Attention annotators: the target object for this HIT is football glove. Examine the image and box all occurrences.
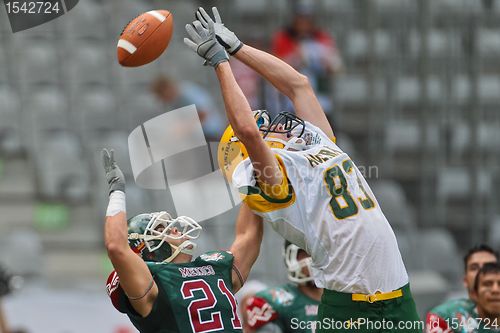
[102,148,125,194]
[195,7,243,55]
[184,20,229,68]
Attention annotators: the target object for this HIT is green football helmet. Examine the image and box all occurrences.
[127,211,202,263]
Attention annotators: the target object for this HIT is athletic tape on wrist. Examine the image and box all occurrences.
[106,191,126,216]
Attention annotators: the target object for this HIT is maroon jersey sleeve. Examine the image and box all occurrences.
[106,270,126,313]
[246,295,279,329]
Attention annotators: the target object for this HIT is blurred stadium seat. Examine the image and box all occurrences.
[452,75,470,104]
[488,216,500,251]
[234,0,268,15]
[122,90,164,129]
[371,180,416,230]
[344,30,391,60]
[385,120,439,152]
[0,87,22,155]
[22,87,68,150]
[394,76,419,105]
[374,0,416,12]
[62,0,108,40]
[73,88,119,136]
[36,132,90,201]
[479,76,500,104]
[478,28,500,58]
[477,123,500,152]
[334,75,368,104]
[416,228,462,284]
[409,29,452,58]
[435,0,484,15]
[437,167,492,200]
[64,40,111,86]
[0,48,7,85]
[319,0,355,13]
[14,39,60,86]
[0,228,43,277]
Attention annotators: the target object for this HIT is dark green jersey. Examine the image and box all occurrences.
[246,283,320,333]
[107,251,242,333]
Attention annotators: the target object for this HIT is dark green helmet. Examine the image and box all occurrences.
[127,213,173,262]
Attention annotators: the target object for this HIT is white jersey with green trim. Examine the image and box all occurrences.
[232,122,408,294]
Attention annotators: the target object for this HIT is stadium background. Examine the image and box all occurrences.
[1,0,500,331]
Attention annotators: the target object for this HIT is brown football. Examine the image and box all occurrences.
[117,10,173,67]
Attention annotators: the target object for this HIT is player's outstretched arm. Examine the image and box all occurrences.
[235,45,334,138]
[102,149,158,317]
[229,203,264,292]
[195,7,334,139]
[184,21,283,187]
[215,62,283,186]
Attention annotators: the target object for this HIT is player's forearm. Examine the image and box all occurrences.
[231,205,264,284]
[234,45,308,99]
[215,62,258,141]
[215,62,283,186]
[104,211,129,257]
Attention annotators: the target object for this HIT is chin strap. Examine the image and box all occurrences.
[163,240,197,263]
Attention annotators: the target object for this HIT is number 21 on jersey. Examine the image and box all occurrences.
[324,159,375,219]
[181,279,242,333]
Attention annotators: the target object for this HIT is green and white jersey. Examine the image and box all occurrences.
[246,284,320,333]
[232,121,408,294]
[426,298,500,333]
[106,251,242,333]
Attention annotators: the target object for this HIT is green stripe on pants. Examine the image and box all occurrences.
[316,284,422,333]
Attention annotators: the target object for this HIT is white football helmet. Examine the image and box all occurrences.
[283,240,314,284]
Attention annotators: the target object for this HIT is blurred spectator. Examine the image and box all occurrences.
[151,75,225,141]
[426,245,498,332]
[471,263,500,331]
[270,0,343,117]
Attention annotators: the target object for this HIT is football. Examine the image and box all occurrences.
[117,10,173,67]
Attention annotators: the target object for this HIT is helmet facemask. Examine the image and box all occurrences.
[284,242,314,284]
[128,211,202,263]
[258,112,309,151]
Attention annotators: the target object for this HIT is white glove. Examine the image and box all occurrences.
[184,20,229,68]
[195,7,243,55]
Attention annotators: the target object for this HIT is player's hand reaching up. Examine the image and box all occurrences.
[102,148,125,194]
[184,20,229,68]
[195,7,243,55]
